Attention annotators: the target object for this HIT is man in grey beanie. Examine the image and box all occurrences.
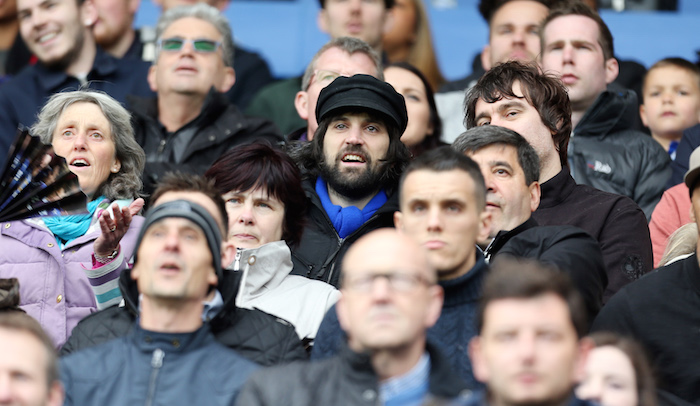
[59,175,259,406]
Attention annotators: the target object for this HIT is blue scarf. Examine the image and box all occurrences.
[43,196,106,246]
[316,177,387,238]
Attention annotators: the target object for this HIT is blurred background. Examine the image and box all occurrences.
[134,0,700,81]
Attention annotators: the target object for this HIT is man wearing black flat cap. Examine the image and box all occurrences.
[289,74,411,288]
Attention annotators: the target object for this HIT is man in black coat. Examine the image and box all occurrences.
[465,61,652,303]
[453,125,605,322]
[592,146,700,404]
[288,74,411,287]
[127,3,282,195]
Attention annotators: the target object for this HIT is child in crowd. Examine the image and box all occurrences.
[640,57,700,159]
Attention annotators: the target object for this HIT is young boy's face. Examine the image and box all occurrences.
[641,65,700,139]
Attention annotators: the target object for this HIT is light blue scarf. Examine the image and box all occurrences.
[43,196,106,246]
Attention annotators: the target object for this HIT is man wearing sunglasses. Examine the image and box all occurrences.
[126,3,282,195]
[238,228,472,405]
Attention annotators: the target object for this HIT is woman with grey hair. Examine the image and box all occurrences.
[0,89,146,348]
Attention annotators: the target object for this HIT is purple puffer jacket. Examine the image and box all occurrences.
[0,199,144,348]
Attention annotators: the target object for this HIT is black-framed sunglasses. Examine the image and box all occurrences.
[157,38,222,53]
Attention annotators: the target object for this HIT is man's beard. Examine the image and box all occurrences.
[319,146,384,201]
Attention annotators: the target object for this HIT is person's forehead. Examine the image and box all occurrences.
[476,83,534,112]
[483,294,573,330]
[490,0,548,28]
[316,48,377,74]
[402,169,477,202]
[344,232,427,275]
[19,0,75,12]
[153,191,223,230]
[543,14,601,46]
[470,144,521,167]
[161,17,221,38]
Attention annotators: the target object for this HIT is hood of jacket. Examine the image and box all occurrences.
[574,89,639,140]
[227,241,294,302]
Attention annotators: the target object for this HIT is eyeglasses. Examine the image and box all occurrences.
[157,38,222,53]
[308,69,342,89]
[343,272,433,293]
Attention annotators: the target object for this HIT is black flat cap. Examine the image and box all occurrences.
[316,74,408,136]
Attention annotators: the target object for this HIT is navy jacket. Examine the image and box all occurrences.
[312,252,488,389]
[60,323,259,406]
[0,48,154,167]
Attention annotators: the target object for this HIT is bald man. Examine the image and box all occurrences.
[237,229,471,405]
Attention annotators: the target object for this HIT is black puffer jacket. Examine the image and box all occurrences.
[290,178,399,287]
[569,89,670,219]
[60,266,307,366]
[485,217,605,324]
[237,342,473,406]
[127,90,283,195]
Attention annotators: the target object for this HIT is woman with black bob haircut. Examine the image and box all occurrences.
[205,142,340,348]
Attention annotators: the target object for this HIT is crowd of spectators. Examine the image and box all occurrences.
[1,0,700,405]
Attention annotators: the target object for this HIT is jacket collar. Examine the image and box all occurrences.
[128,87,229,124]
[36,47,118,92]
[484,217,539,261]
[538,167,577,210]
[131,321,214,354]
[574,88,638,139]
[339,340,471,400]
[228,241,294,301]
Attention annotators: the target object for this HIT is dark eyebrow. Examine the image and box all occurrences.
[495,100,527,114]
[490,160,514,171]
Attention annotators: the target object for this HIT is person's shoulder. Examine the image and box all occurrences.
[60,334,127,378]
[571,182,643,213]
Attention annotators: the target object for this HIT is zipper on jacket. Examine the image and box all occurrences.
[233,248,242,271]
[145,348,164,406]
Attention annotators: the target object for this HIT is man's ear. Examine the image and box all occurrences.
[477,209,492,244]
[147,65,158,92]
[639,104,649,128]
[336,294,349,332]
[317,9,329,34]
[393,210,404,231]
[382,8,394,35]
[221,240,236,270]
[80,0,98,27]
[481,45,492,71]
[529,181,541,213]
[604,57,619,85]
[128,0,141,14]
[48,381,65,406]
[574,337,595,383]
[468,336,489,383]
[294,91,310,121]
[217,67,236,93]
[424,285,444,329]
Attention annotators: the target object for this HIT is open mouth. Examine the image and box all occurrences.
[70,158,90,168]
[341,153,366,164]
[37,32,58,45]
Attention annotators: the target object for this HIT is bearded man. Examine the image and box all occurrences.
[289,74,410,287]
